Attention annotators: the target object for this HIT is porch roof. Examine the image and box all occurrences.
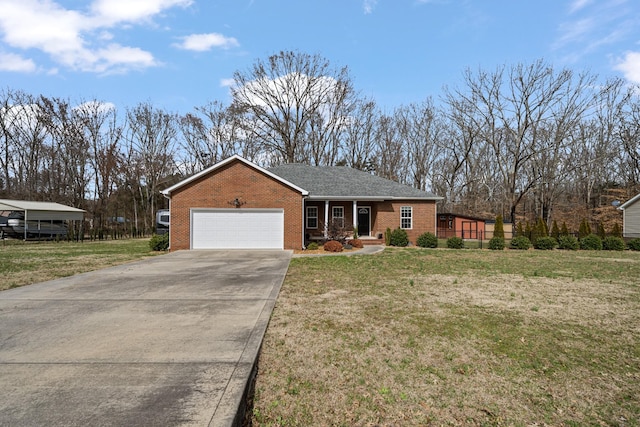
[267,164,442,201]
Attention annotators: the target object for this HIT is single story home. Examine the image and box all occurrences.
[618,193,640,239]
[161,155,442,250]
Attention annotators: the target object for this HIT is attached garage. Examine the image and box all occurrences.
[191,208,284,249]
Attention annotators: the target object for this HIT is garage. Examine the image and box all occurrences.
[191,208,284,249]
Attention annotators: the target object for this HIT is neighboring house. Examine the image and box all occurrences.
[618,193,640,238]
[437,213,487,239]
[161,155,442,250]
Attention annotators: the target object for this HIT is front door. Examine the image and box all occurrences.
[357,207,371,237]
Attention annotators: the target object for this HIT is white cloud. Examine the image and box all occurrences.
[174,33,239,51]
[569,0,593,13]
[219,78,235,87]
[90,0,193,25]
[363,0,377,14]
[0,52,37,72]
[615,51,640,83]
[0,0,192,74]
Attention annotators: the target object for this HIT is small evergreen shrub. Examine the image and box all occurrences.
[534,236,557,250]
[488,237,505,250]
[347,239,363,248]
[389,227,409,247]
[149,233,169,251]
[627,238,640,251]
[510,236,531,250]
[306,242,320,250]
[557,235,579,250]
[580,234,602,250]
[447,236,464,249]
[602,236,625,251]
[323,240,343,252]
[493,215,505,239]
[384,227,392,245]
[416,232,438,248]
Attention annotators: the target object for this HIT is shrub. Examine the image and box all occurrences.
[149,233,169,251]
[611,223,622,238]
[580,234,602,250]
[578,218,591,239]
[628,238,640,251]
[493,215,504,239]
[534,236,557,250]
[416,232,438,248]
[347,239,364,248]
[306,242,320,250]
[510,236,531,250]
[603,236,625,251]
[389,227,409,247]
[447,236,464,249]
[557,235,579,250]
[323,240,343,252]
[488,237,505,250]
[384,227,392,246]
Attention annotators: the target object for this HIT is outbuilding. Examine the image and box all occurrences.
[0,199,85,240]
[161,155,442,250]
[618,193,640,239]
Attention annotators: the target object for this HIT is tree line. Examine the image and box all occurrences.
[1,51,638,236]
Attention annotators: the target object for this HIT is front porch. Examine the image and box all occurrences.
[304,200,379,244]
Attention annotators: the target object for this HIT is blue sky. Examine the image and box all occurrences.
[0,0,638,114]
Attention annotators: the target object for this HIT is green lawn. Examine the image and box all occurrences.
[0,238,163,291]
[252,248,640,426]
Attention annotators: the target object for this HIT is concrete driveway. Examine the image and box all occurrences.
[0,249,291,427]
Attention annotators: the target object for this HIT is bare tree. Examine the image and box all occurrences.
[126,102,178,232]
[340,98,379,171]
[231,50,356,164]
[448,60,596,224]
[395,99,444,191]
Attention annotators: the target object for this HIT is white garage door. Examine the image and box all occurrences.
[191,208,284,249]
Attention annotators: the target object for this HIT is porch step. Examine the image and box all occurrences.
[359,238,384,246]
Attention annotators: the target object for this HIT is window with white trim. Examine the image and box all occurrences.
[332,206,344,228]
[306,206,318,229]
[401,206,412,229]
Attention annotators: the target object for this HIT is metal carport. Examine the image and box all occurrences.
[0,199,85,240]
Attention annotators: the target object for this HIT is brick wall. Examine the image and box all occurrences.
[372,200,437,244]
[168,159,304,251]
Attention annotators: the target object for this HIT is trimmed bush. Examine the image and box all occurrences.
[603,236,625,251]
[306,242,320,250]
[149,233,169,251]
[347,239,364,248]
[389,227,409,247]
[580,234,602,251]
[488,237,505,250]
[416,232,438,248]
[384,227,392,246]
[323,240,343,252]
[628,238,640,251]
[446,236,464,249]
[558,235,579,250]
[510,236,531,250]
[493,215,505,239]
[534,236,557,250]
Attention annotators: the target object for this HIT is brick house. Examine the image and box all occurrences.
[161,155,442,250]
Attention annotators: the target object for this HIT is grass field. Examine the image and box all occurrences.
[0,238,162,291]
[252,248,640,426]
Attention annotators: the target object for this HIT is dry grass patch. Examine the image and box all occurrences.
[252,248,640,426]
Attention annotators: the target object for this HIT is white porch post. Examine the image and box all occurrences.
[352,200,357,234]
[324,200,329,239]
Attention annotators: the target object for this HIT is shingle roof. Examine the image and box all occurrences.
[267,164,441,200]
